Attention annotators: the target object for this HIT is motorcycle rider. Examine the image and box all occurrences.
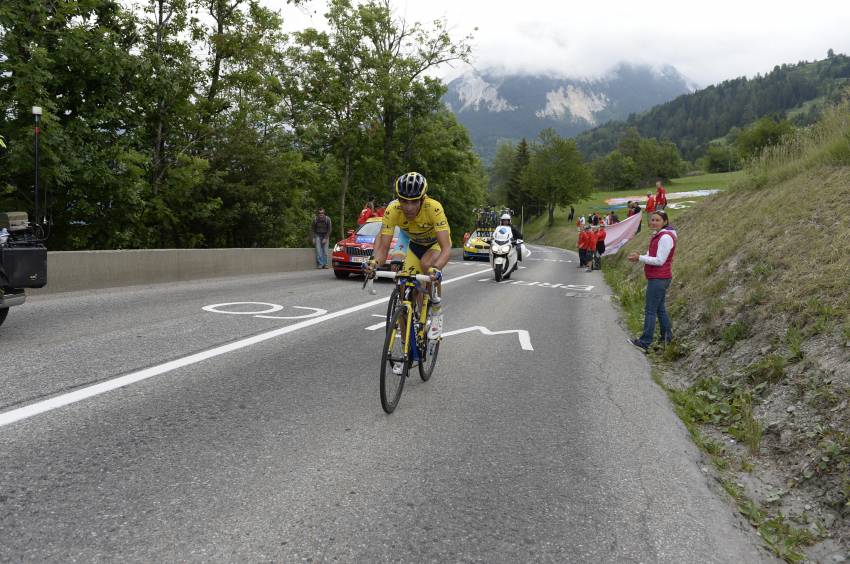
[499,213,523,261]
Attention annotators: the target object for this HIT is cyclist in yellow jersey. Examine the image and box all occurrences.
[365,172,450,338]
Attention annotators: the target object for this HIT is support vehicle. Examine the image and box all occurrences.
[0,212,47,329]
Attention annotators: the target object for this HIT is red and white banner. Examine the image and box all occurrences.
[602,212,641,256]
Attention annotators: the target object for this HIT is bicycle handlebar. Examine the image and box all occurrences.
[374,271,433,283]
[363,270,434,295]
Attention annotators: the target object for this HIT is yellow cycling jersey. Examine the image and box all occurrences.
[380,196,450,246]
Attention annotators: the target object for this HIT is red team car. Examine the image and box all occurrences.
[331,217,400,278]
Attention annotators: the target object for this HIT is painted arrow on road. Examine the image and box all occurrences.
[441,326,534,351]
[364,320,534,351]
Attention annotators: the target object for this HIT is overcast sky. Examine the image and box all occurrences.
[270,0,850,88]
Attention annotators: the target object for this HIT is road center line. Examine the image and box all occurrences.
[0,267,492,428]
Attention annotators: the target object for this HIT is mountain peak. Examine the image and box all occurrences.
[443,62,693,162]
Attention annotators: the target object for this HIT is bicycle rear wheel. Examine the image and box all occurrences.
[380,305,409,413]
[418,330,440,381]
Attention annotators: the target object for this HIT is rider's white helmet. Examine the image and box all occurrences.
[500,213,511,221]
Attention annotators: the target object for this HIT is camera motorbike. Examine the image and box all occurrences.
[489,225,521,282]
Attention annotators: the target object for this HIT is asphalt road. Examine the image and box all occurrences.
[0,245,774,562]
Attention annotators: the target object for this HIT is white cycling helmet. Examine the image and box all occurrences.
[500,213,511,221]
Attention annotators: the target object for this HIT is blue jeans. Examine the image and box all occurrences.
[639,277,672,347]
[314,235,328,267]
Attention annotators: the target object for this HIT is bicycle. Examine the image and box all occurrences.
[364,270,441,413]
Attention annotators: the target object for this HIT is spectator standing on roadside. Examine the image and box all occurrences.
[577,225,590,269]
[357,198,376,225]
[585,225,598,272]
[645,192,657,214]
[627,210,676,352]
[627,201,642,233]
[568,205,575,221]
[595,223,607,269]
[310,208,332,269]
[655,180,668,210]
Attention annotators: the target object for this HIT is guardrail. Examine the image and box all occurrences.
[31,247,465,294]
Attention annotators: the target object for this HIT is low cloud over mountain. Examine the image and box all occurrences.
[443,63,695,162]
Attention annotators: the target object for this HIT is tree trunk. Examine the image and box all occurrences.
[383,105,396,192]
[548,202,555,226]
[340,148,351,239]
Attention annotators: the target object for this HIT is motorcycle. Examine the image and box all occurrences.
[489,225,521,282]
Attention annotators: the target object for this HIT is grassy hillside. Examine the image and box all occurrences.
[534,104,850,561]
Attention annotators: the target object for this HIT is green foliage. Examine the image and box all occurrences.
[735,116,795,160]
[0,0,484,249]
[523,129,593,226]
[699,142,740,173]
[592,127,684,190]
[489,141,516,203]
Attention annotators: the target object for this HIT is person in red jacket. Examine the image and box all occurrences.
[577,226,588,268]
[584,225,598,272]
[357,199,376,225]
[594,224,607,270]
[627,210,676,352]
[645,193,656,214]
[655,180,667,210]
[643,193,656,231]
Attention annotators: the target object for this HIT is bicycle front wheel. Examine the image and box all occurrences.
[385,286,399,322]
[380,305,410,413]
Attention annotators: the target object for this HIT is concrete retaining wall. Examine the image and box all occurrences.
[35,248,316,294]
[31,247,465,294]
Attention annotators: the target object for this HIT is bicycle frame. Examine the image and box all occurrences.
[374,271,434,361]
[368,270,441,413]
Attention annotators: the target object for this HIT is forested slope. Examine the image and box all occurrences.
[576,54,850,161]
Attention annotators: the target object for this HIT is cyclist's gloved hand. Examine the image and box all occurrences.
[428,267,442,281]
[364,257,378,278]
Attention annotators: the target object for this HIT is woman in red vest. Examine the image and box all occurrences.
[627,210,676,352]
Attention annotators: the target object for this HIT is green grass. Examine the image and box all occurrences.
[666,171,742,190]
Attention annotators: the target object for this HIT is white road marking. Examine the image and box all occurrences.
[203,302,282,315]
[203,303,328,320]
[255,306,327,320]
[366,314,388,330]
[0,267,492,428]
[441,326,534,351]
[475,279,594,291]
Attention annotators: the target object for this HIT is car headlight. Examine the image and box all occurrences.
[333,244,342,252]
